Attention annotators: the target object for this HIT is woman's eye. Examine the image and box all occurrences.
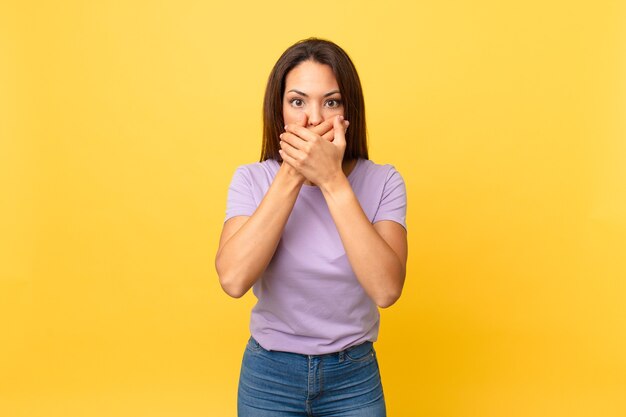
[325,99,342,108]
[290,98,304,107]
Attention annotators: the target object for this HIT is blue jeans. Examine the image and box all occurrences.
[237,336,386,416]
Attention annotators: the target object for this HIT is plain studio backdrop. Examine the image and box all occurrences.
[1,1,625,416]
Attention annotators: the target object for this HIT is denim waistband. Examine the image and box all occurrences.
[248,336,374,360]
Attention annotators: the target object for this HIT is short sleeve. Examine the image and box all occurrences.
[224,166,257,222]
[372,167,407,230]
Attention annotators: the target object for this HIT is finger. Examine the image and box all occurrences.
[280,131,308,151]
[333,115,347,147]
[279,136,304,157]
[279,142,307,168]
[320,120,349,142]
[308,118,334,137]
[285,118,348,141]
[321,129,335,142]
[284,123,321,143]
[278,148,300,169]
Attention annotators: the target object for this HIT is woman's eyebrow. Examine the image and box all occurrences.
[287,89,341,97]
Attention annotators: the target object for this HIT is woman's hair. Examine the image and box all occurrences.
[260,37,368,161]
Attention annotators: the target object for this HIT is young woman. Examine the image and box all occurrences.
[215,37,408,417]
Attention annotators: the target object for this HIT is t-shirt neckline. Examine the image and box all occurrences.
[271,158,363,191]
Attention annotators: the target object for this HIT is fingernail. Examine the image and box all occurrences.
[279,133,283,139]
[339,115,344,121]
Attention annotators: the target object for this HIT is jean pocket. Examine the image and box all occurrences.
[344,342,375,363]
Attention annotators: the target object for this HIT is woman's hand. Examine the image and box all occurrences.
[279,115,348,187]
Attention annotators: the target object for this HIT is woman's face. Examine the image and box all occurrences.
[283,60,344,128]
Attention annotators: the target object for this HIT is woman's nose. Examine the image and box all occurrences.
[307,106,322,127]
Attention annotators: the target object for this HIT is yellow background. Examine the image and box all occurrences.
[1,0,625,416]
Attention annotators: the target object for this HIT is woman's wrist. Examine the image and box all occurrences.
[319,170,350,197]
[278,161,306,186]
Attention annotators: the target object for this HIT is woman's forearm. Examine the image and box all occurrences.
[215,164,303,298]
[320,175,406,308]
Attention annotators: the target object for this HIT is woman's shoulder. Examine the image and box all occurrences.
[230,159,280,187]
[233,158,279,171]
[234,159,279,174]
[354,158,404,181]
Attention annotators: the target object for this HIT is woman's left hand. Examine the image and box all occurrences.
[279,115,348,187]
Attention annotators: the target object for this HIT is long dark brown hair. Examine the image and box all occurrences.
[260,38,368,162]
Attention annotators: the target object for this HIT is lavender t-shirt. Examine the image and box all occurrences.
[224,158,407,355]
